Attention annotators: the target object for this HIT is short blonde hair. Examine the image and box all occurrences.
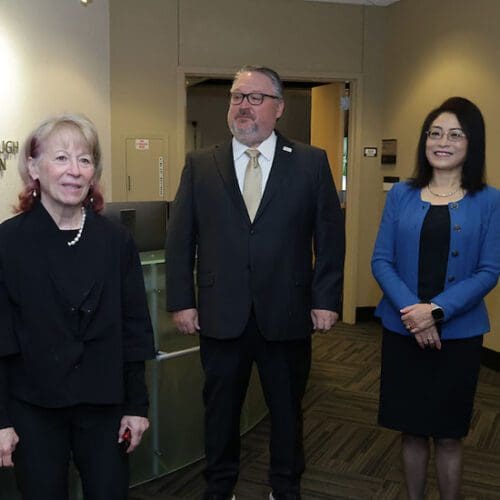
[18,113,102,184]
[15,113,104,213]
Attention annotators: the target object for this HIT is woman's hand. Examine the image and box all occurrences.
[400,303,435,334]
[413,324,442,350]
[118,415,150,454]
[0,427,19,467]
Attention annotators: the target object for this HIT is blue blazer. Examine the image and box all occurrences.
[372,182,500,339]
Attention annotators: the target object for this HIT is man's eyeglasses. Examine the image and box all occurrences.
[426,127,467,142]
[229,92,281,106]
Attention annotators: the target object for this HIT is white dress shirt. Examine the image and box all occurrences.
[232,131,277,195]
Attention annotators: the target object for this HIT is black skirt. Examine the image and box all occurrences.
[378,328,483,439]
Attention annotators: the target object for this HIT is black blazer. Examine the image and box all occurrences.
[166,133,345,341]
[0,203,155,423]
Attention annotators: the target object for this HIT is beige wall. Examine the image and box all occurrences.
[353,7,388,310]
[179,0,364,74]
[379,0,500,350]
[110,0,179,201]
[0,0,110,222]
[110,0,366,201]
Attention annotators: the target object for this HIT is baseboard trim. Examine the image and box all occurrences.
[481,347,500,372]
[355,306,377,323]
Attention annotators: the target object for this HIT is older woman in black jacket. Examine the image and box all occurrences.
[0,114,155,499]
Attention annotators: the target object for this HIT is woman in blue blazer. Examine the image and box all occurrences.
[372,97,500,500]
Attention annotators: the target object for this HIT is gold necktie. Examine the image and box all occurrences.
[243,149,262,222]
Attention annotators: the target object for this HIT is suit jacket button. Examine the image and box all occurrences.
[451,250,459,257]
[453,224,461,231]
[250,229,255,235]
[447,275,456,282]
[450,202,458,209]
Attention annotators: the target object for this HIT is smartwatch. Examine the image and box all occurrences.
[431,305,444,323]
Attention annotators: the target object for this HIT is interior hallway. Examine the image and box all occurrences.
[129,321,500,499]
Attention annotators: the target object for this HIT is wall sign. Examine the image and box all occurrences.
[159,156,164,197]
[363,147,378,157]
[135,138,149,151]
[0,140,20,171]
[381,139,397,165]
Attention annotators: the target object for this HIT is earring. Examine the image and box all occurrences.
[32,189,37,198]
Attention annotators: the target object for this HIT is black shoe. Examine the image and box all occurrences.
[269,493,301,500]
[203,494,236,500]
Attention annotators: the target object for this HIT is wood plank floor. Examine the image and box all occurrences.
[129,321,500,499]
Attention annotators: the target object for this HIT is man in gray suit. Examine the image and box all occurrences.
[166,65,345,500]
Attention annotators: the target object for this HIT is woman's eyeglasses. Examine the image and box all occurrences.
[426,127,466,142]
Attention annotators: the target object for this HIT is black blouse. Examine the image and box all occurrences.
[0,202,155,428]
[418,205,451,303]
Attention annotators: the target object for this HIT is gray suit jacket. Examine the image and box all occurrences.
[166,132,345,340]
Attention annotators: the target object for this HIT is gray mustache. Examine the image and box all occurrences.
[235,111,254,119]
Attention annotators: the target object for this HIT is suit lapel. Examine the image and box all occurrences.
[213,141,250,223]
[254,133,294,222]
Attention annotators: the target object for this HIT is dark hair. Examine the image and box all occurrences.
[411,96,486,193]
[233,65,284,99]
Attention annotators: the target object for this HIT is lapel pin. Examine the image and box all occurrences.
[283,146,292,153]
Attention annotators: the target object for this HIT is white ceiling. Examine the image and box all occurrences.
[304,0,400,6]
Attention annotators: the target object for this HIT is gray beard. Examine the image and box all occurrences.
[230,121,259,145]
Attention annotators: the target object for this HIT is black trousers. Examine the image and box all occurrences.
[10,399,129,500]
[200,312,311,496]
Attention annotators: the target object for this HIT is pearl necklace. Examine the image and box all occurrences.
[67,207,86,247]
[427,185,461,198]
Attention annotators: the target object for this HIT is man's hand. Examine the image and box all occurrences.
[118,416,150,454]
[0,427,19,467]
[172,308,200,334]
[311,309,339,333]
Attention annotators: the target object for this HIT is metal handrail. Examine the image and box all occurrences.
[155,347,200,361]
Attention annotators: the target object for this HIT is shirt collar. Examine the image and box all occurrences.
[232,131,277,162]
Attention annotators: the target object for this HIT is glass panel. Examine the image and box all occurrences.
[141,251,200,352]
[154,351,206,474]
